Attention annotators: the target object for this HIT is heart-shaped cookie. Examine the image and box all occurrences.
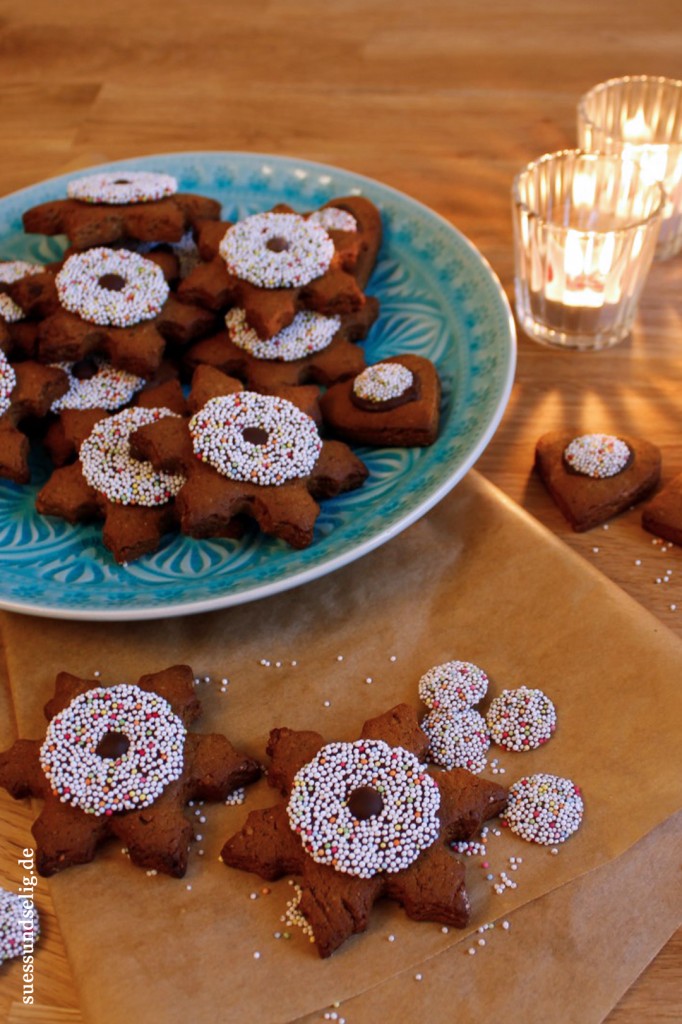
[535,430,661,531]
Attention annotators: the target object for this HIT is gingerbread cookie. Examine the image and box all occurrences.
[22,170,222,250]
[178,196,382,340]
[183,300,379,391]
[320,354,441,447]
[641,473,682,545]
[36,405,189,563]
[535,430,661,531]
[35,248,217,378]
[0,260,60,360]
[0,354,68,482]
[221,703,507,958]
[0,665,261,877]
[130,371,367,549]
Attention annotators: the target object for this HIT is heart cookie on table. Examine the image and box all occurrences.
[534,430,661,531]
[319,353,442,447]
[0,665,261,878]
[641,473,682,545]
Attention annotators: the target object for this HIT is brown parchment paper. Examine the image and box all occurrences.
[1,471,681,1023]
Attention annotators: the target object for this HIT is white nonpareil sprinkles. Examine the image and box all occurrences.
[563,434,631,479]
[287,739,441,879]
[50,358,145,412]
[56,248,169,327]
[486,686,557,751]
[0,887,40,964]
[307,207,358,233]
[353,362,414,404]
[219,212,334,288]
[226,307,340,362]
[418,660,489,713]
[80,407,185,506]
[0,349,17,417]
[0,260,43,322]
[66,171,178,205]
[39,684,186,817]
[502,773,584,845]
[190,392,322,486]
[422,708,490,774]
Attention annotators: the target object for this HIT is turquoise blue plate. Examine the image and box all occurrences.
[0,152,515,620]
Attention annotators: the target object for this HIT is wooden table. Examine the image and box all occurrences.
[0,1,680,1019]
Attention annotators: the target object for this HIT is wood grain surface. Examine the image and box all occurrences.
[0,1,680,1020]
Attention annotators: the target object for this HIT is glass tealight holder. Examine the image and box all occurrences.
[512,150,664,351]
[578,75,682,260]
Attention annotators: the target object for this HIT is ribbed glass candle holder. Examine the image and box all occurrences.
[512,150,663,350]
[578,75,682,260]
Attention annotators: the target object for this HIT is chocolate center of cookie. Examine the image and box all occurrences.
[242,426,269,446]
[98,273,127,292]
[266,236,291,253]
[347,785,384,820]
[71,357,99,381]
[95,730,130,760]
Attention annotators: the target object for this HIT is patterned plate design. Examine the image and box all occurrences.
[0,152,515,620]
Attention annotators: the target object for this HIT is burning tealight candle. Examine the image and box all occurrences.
[512,150,663,350]
[578,76,682,260]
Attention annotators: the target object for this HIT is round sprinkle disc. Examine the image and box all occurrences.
[502,773,584,845]
[80,407,185,506]
[219,211,334,288]
[190,392,322,487]
[287,739,441,879]
[308,207,358,232]
[563,434,631,479]
[39,684,186,817]
[50,358,145,412]
[422,708,490,774]
[226,307,340,362]
[418,660,489,713]
[0,349,17,416]
[0,887,40,963]
[486,686,557,752]
[67,171,178,205]
[353,362,414,404]
[56,247,169,327]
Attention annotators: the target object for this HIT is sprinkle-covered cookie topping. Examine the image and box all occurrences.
[502,773,584,845]
[56,248,169,327]
[50,357,145,412]
[39,684,186,817]
[0,888,40,964]
[66,171,178,205]
[353,362,414,404]
[0,261,44,322]
[563,434,631,479]
[190,392,322,486]
[422,708,490,774]
[308,207,358,233]
[80,407,185,506]
[418,660,489,713]
[486,686,557,752]
[287,739,441,879]
[219,212,335,288]
[0,349,17,417]
[226,307,340,362]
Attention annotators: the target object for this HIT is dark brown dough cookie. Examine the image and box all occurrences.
[320,354,441,447]
[178,196,382,340]
[22,192,222,250]
[183,299,379,391]
[0,360,68,482]
[535,430,661,531]
[642,473,682,544]
[0,665,261,877]
[130,369,366,550]
[220,704,507,958]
